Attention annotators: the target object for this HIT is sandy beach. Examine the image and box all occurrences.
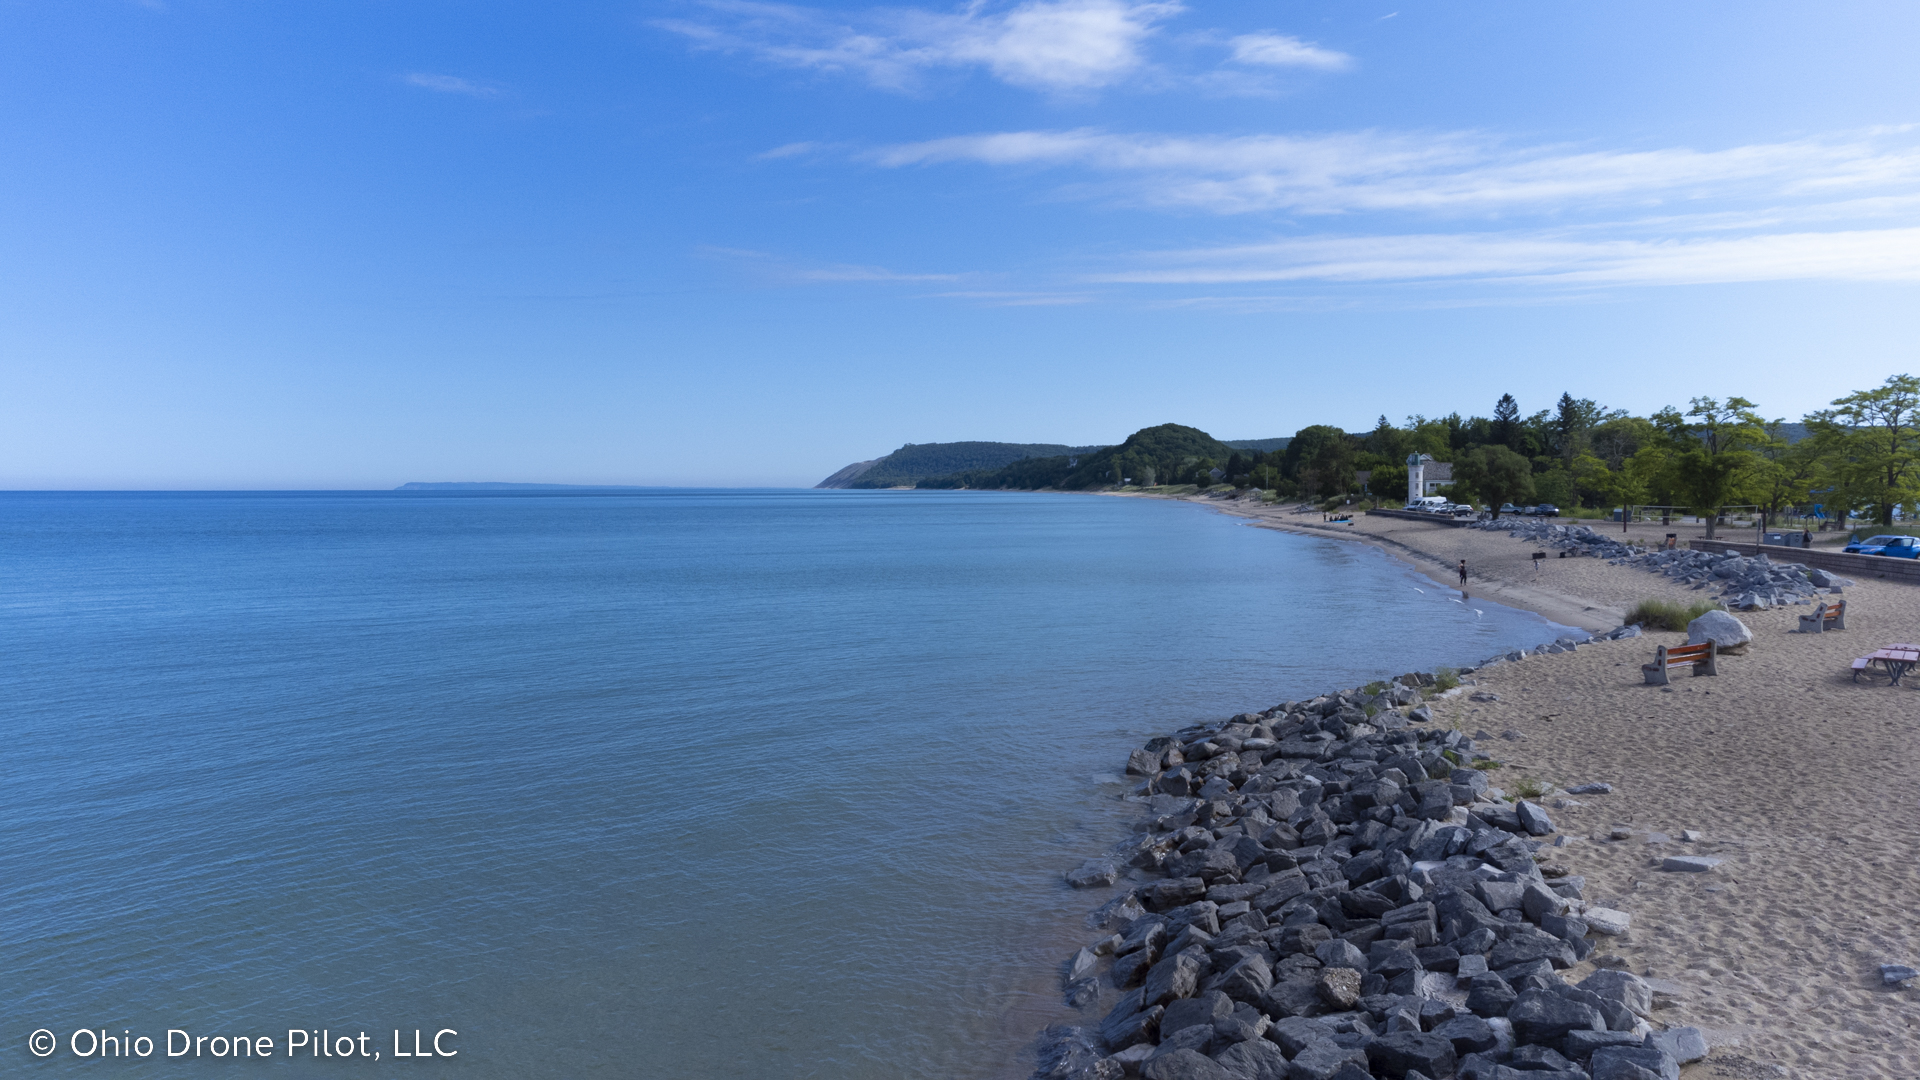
[1159,496,1920,1079]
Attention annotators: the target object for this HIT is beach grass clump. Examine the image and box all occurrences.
[1433,668,1460,692]
[1510,777,1551,799]
[1624,596,1724,631]
[1363,680,1389,695]
[1469,759,1500,771]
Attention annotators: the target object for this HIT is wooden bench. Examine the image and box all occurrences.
[1796,599,1847,633]
[1643,640,1718,685]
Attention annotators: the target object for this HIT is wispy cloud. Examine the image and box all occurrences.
[700,246,966,283]
[1226,33,1350,70]
[794,263,964,282]
[1092,228,1920,287]
[931,289,1093,305]
[655,0,1308,92]
[758,141,828,159]
[402,73,500,97]
[853,125,1920,294]
[871,127,1920,216]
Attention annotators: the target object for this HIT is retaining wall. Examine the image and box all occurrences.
[1689,538,1920,585]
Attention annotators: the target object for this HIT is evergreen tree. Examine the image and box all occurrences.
[1492,394,1521,450]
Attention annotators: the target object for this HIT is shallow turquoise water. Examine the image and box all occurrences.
[0,490,1567,1077]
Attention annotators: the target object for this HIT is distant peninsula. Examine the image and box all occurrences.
[818,431,1290,490]
[395,482,656,491]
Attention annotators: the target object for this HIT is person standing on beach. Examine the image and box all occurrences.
[1458,560,1468,587]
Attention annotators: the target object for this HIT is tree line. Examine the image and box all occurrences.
[918,376,1920,534]
[1253,377,1920,533]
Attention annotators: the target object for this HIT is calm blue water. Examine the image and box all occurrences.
[0,490,1567,1077]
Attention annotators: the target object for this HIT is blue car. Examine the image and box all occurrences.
[1844,534,1920,557]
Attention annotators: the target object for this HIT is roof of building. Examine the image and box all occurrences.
[1426,462,1453,482]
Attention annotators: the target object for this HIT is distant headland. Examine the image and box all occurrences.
[395,482,655,491]
[818,432,1289,490]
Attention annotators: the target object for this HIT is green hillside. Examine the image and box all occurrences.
[918,424,1266,490]
[817,441,1107,488]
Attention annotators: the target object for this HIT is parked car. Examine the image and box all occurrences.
[1535,504,1560,517]
[1844,534,1920,557]
[1499,503,1520,515]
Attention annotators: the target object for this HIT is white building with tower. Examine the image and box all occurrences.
[1406,453,1455,502]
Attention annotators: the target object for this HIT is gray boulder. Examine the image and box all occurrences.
[1465,973,1517,1018]
[1068,860,1122,888]
[1161,992,1232,1035]
[1216,955,1274,1004]
[1488,929,1576,970]
[1099,1001,1162,1050]
[1516,801,1555,836]
[1583,907,1632,936]
[1521,882,1571,922]
[1432,1014,1497,1055]
[1565,782,1612,794]
[1645,1026,1708,1064]
[1033,1025,1120,1080]
[1315,967,1362,1010]
[1285,1040,1369,1080]
[1507,988,1604,1044]
[1314,938,1368,971]
[1578,970,1653,1020]
[1880,964,1919,986]
[1212,1038,1289,1080]
[1263,1015,1336,1056]
[1660,855,1723,872]
[1143,948,1208,1007]
[1067,946,1101,983]
[1141,1048,1235,1080]
[1146,1025,1214,1062]
[1365,1031,1456,1079]
[1589,1044,1679,1080]
[1562,1029,1643,1061]
[1685,609,1752,649]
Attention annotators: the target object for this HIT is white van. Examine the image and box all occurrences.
[1409,496,1449,511]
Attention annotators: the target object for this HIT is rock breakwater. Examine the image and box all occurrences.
[1035,670,1705,1080]
[1470,519,1853,612]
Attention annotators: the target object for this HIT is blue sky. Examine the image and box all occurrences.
[4,1,1919,487]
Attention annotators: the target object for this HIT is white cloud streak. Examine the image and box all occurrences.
[402,73,500,97]
[1227,33,1350,70]
[1094,228,1920,286]
[873,128,1920,215]
[657,0,1191,91]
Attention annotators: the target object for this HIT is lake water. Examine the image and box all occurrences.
[0,490,1569,1077]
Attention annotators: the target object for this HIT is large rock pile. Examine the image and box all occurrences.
[1467,519,1853,611]
[1038,678,1705,1080]
[1468,520,1634,560]
[1611,548,1850,611]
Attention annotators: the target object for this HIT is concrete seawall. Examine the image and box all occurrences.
[1690,538,1920,585]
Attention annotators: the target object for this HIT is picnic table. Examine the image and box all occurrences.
[1854,644,1920,685]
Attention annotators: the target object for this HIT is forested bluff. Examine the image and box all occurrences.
[818,376,1920,527]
